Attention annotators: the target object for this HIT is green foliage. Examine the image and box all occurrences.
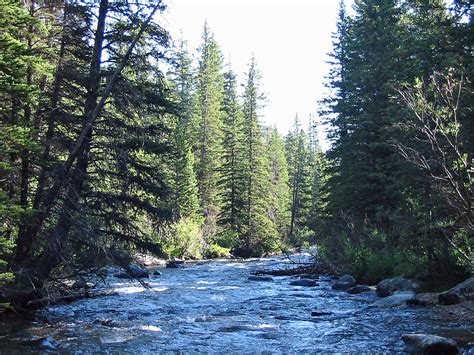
[159,217,205,260]
[318,232,427,284]
[207,243,231,258]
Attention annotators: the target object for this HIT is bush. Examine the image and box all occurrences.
[207,243,231,258]
[158,216,205,260]
[318,231,428,284]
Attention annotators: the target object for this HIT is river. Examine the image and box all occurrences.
[0,255,471,353]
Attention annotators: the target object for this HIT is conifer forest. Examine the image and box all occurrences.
[0,0,473,352]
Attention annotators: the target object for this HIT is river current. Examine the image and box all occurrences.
[0,255,469,353]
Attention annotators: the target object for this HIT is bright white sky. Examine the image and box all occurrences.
[161,0,349,150]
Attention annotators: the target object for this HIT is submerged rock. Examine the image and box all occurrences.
[346,285,372,294]
[438,277,474,305]
[332,275,356,291]
[407,293,439,307]
[21,337,61,350]
[402,334,459,354]
[376,277,423,297]
[289,279,318,287]
[153,270,162,276]
[248,276,274,282]
[166,260,185,269]
[311,311,333,317]
[371,291,416,308]
[71,280,94,289]
[115,264,149,279]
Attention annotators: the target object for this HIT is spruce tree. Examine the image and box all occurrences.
[264,127,291,243]
[193,23,224,239]
[217,67,246,247]
[285,115,313,245]
[237,57,276,256]
[169,39,200,220]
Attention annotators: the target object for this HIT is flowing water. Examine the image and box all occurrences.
[0,256,471,353]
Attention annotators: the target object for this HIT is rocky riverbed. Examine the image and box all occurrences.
[0,255,473,353]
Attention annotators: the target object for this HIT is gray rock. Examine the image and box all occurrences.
[439,277,474,305]
[332,274,356,291]
[166,260,185,269]
[371,291,416,308]
[402,334,459,354]
[115,264,149,279]
[311,311,333,317]
[407,293,439,307]
[376,277,423,297]
[289,279,318,287]
[248,276,273,282]
[21,337,61,350]
[347,285,372,294]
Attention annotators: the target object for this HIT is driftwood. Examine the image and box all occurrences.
[24,289,116,309]
[252,263,332,277]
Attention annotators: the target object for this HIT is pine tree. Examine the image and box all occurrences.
[285,115,313,245]
[169,39,200,220]
[264,127,291,243]
[193,23,224,239]
[236,57,276,256]
[307,115,329,234]
[217,66,246,247]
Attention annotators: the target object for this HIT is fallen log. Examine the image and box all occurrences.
[252,263,332,277]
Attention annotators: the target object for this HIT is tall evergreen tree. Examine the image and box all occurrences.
[217,66,246,247]
[193,23,224,239]
[264,127,291,243]
[237,57,276,256]
[285,115,313,244]
[169,39,200,220]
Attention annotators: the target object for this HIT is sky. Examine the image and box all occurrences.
[160,0,347,150]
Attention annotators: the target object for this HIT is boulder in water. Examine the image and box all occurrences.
[331,275,356,290]
[438,277,474,305]
[166,260,185,269]
[115,264,149,279]
[407,293,439,307]
[290,279,318,287]
[20,337,61,350]
[376,277,423,297]
[371,291,416,308]
[153,270,162,276]
[402,334,459,354]
[248,276,273,282]
[346,285,372,294]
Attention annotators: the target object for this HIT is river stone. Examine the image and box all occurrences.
[311,311,333,317]
[289,279,318,287]
[332,274,356,291]
[402,334,459,354]
[166,260,185,269]
[21,337,61,350]
[71,280,94,289]
[115,264,149,279]
[371,291,416,308]
[438,277,474,305]
[407,293,439,307]
[347,285,372,294]
[248,276,274,282]
[376,277,423,297]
